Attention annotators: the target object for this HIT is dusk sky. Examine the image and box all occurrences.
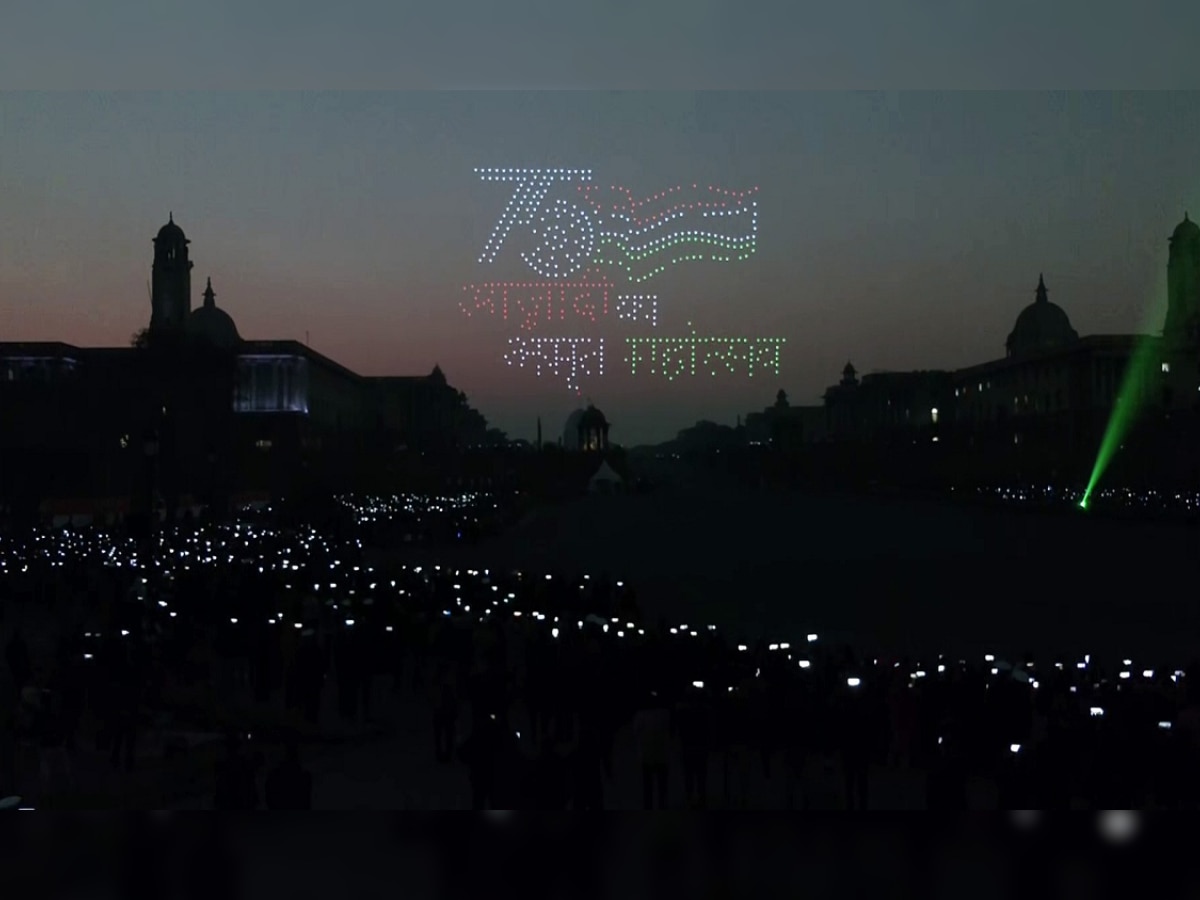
[2,91,1200,445]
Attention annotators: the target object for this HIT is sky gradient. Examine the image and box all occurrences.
[2,92,1199,445]
[4,1,1199,89]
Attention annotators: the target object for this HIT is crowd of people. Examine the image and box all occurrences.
[2,492,1200,809]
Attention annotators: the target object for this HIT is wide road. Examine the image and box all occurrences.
[396,486,1200,665]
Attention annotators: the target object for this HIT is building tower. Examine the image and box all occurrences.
[841,362,858,388]
[1163,213,1200,349]
[150,213,193,333]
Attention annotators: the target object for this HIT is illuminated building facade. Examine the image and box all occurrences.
[0,216,495,519]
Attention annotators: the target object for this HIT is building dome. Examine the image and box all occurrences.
[1006,274,1078,358]
[1172,212,1200,243]
[187,277,241,349]
[155,212,188,244]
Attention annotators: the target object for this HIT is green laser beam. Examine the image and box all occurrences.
[1080,254,1173,509]
[1080,335,1157,509]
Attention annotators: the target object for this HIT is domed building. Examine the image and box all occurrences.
[1005,274,1079,359]
[0,213,503,521]
[795,216,1200,479]
[187,278,241,350]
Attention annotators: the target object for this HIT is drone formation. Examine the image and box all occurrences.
[465,167,784,393]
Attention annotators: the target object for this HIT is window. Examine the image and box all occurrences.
[255,439,273,450]
[1162,362,1171,374]
[236,355,310,414]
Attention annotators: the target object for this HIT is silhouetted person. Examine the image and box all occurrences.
[432,666,459,763]
[109,649,141,772]
[839,687,872,811]
[214,616,248,705]
[0,659,15,797]
[251,619,277,704]
[633,692,671,809]
[264,739,313,809]
[335,628,364,723]
[782,690,813,810]
[721,689,755,809]
[527,736,569,809]
[926,732,968,810]
[213,732,259,810]
[886,678,918,769]
[460,714,503,810]
[524,633,555,743]
[490,727,525,810]
[1174,671,1200,808]
[51,634,85,752]
[34,688,73,789]
[293,632,325,726]
[1031,684,1074,808]
[675,689,711,809]
[4,628,30,696]
[570,732,605,810]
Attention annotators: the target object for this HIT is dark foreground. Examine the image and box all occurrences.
[5,487,1198,811]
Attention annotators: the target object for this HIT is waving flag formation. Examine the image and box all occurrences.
[574,182,759,284]
[473,168,758,283]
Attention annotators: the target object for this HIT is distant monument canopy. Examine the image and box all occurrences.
[563,402,610,452]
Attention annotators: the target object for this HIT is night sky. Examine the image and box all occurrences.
[2,91,1199,445]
